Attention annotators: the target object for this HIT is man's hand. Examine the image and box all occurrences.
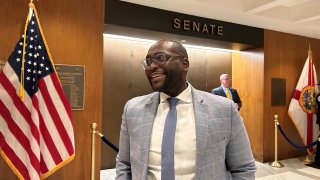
[233,103,239,110]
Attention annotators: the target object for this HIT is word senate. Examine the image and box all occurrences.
[173,18,224,36]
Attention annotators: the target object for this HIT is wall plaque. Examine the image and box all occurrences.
[55,64,85,110]
[271,78,286,106]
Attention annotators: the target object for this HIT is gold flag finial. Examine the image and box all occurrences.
[308,44,312,56]
[29,0,35,9]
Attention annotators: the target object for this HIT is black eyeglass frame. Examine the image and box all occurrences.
[140,53,185,70]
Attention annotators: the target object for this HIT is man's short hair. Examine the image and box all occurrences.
[158,39,188,59]
[220,74,230,80]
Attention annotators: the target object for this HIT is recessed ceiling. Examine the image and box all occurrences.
[121,0,320,40]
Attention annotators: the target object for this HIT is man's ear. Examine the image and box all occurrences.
[182,58,189,70]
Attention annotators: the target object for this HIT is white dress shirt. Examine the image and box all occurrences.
[147,83,196,180]
[221,85,233,99]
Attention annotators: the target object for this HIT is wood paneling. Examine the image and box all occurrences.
[206,51,232,91]
[187,49,209,90]
[232,49,264,161]
[233,30,320,163]
[263,30,320,162]
[102,38,153,169]
[102,37,231,168]
[0,0,104,179]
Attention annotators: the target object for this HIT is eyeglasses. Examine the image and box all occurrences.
[141,53,184,70]
[222,78,232,81]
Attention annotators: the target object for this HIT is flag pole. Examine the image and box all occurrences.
[91,123,98,180]
[20,0,36,101]
[19,2,33,101]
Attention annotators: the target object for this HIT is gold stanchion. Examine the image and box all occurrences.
[269,114,284,168]
[91,123,98,180]
[299,154,314,163]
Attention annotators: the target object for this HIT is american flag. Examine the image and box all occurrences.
[0,8,75,180]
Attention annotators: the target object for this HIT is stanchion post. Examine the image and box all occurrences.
[299,154,314,162]
[269,114,283,168]
[91,123,98,180]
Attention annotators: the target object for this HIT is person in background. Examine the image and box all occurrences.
[211,74,242,110]
[116,39,256,179]
[315,81,320,166]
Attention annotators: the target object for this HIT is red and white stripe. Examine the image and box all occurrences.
[0,63,74,180]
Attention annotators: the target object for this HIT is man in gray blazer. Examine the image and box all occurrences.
[116,40,256,179]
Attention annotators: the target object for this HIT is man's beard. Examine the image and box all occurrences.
[151,69,183,94]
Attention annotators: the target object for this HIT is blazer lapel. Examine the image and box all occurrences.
[191,88,209,177]
[219,86,227,97]
[140,92,160,178]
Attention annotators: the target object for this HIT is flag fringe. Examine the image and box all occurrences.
[0,148,76,180]
[41,153,75,179]
[0,148,24,180]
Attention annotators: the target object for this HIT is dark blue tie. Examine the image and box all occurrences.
[161,97,180,180]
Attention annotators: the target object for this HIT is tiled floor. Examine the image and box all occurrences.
[256,158,320,180]
[101,158,320,180]
[101,168,116,180]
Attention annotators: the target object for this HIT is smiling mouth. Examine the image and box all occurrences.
[151,74,163,79]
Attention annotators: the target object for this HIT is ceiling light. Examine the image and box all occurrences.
[103,33,234,52]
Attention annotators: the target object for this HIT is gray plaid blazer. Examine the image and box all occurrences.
[116,86,256,180]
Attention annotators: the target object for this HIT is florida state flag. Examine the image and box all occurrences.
[288,48,319,153]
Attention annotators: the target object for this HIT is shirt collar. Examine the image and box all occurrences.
[160,82,192,104]
[221,85,228,91]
